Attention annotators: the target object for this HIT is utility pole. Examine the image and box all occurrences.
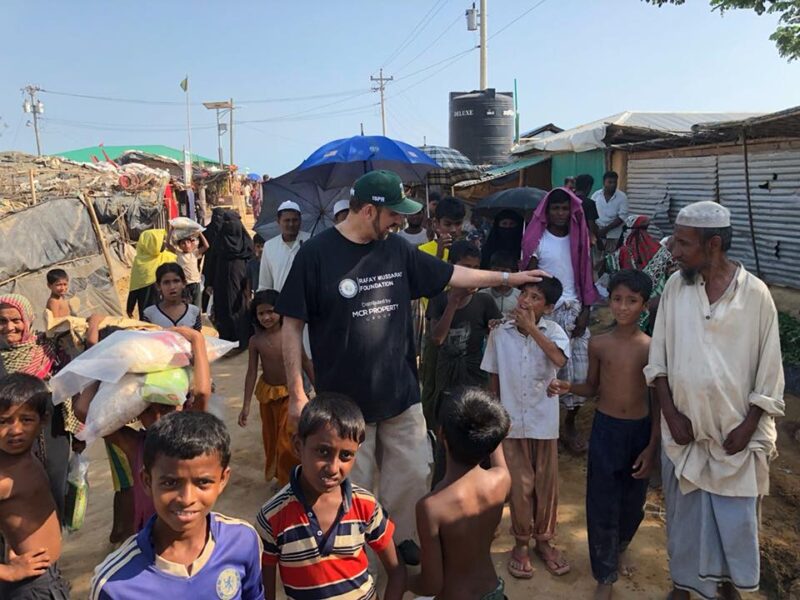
[22,85,44,156]
[229,97,234,172]
[370,68,393,136]
[479,0,488,90]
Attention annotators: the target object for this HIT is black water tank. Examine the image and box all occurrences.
[449,89,515,166]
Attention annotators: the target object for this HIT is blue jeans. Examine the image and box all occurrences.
[586,411,651,584]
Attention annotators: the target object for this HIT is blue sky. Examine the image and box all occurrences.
[1,1,798,176]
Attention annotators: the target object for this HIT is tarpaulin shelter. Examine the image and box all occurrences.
[0,152,168,315]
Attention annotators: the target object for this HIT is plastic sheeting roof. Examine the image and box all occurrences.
[513,111,762,154]
[55,145,218,165]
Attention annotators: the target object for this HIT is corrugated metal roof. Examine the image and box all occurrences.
[513,111,762,155]
[454,154,550,187]
[54,145,218,165]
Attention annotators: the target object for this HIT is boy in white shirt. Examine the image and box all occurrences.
[170,232,208,308]
[481,276,571,580]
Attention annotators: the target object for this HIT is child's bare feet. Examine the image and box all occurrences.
[594,583,613,600]
[618,548,635,577]
[507,545,534,579]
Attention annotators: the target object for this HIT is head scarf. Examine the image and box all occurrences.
[0,294,55,378]
[480,209,524,268]
[129,229,177,291]
[219,211,254,261]
[204,207,226,248]
[618,215,662,270]
[520,187,599,306]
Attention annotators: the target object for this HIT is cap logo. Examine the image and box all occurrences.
[372,195,385,203]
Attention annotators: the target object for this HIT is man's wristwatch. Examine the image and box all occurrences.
[502,271,510,286]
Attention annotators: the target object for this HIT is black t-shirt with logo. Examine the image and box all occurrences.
[276,228,454,423]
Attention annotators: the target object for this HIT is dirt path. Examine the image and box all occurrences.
[62,351,774,599]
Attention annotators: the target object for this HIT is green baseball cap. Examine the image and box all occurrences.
[351,170,422,215]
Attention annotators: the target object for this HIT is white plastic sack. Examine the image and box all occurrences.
[169,217,205,242]
[75,374,148,445]
[51,330,236,403]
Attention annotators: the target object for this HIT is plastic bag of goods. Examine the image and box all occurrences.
[65,453,90,532]
[169,217,205,243]
[51,330,236,403]
[76,374,148,445]
[76,368,190,446]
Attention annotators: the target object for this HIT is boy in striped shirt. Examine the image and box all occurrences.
[90,412,264,600]
[256,394,404,600]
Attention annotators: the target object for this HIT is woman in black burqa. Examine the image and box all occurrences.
[201,207,226,312]
[211,210,253,348]
[480,209,524,268]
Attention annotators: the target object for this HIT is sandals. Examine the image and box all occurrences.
[535,545,571,576]
[507,548,534,579]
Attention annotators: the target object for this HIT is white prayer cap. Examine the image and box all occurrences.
[675,201,730,228]
[333,199,350,216]
[277,200,301,215]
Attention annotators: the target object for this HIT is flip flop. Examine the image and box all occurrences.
[507,549,534,579]
[535,546,571,576]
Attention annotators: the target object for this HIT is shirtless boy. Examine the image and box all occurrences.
[410,386,511,600]
[45,269,71,319]
[549,269,658,599]
[0,373,70,599]
[239,289,314,487]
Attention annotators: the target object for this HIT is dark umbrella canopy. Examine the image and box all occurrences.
[293,135,440,189]
[255,169,350,241]
[475,187,547,215]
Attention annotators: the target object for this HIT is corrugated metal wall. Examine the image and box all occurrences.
[627,150,800,288]
[718,152,800,287]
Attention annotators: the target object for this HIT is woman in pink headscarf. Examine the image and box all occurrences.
[0,293,71,525]
[520,187,598,454]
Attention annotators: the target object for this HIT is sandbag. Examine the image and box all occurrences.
[169,217,205,243]
[51,330,236,403]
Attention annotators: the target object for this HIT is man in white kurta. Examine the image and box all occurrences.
[644,201,784,600]
[257,200,311,293]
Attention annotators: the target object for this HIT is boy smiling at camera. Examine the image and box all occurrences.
[90,411,264,600]
[255,393,404,600]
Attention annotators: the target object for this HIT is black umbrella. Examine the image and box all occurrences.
[474,187,547,215]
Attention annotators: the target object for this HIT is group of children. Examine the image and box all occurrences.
[1,187,664,600]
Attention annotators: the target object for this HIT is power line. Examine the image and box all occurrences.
[489,0,552,40]
[394,46,477,83]
[38,87,371,106]
[394,13,464,75]
[380,0,450,68]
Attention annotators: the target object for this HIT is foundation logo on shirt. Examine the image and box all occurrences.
[338,278,359,299]
[216,568,240,600]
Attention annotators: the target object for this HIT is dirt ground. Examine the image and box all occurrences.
[62,348,794,599]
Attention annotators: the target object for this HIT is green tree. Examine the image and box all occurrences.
[643,1,800,61]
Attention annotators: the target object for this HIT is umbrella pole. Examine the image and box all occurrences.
[426,183,430,218]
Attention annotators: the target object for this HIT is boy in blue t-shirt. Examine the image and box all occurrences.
[90,411,264,600]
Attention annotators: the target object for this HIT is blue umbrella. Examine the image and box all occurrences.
[247,173,260,181]
[293,135,440,189]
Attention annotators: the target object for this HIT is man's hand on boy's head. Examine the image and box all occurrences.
[508,269,549,288]
[2,548,50,581]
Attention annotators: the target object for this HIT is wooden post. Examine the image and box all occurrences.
[80,195,119,303]
[28,169,37,205]
[742,128,762,278]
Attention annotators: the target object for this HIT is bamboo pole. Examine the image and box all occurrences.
[80,195,119,298]
[28,169,37,205]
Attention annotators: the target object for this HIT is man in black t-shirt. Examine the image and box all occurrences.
[277,170,546,548]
